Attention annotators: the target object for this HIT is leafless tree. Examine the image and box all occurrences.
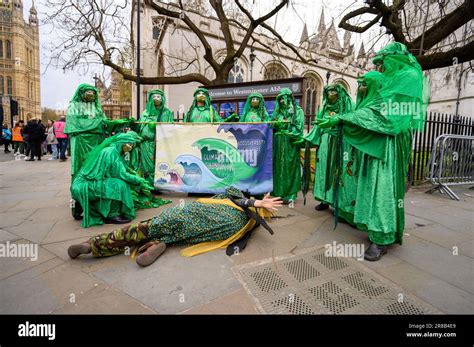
[338,0,474,70]
[44,0,315,86]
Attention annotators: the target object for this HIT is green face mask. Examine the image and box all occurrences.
[196,91,206,103]
[250,97,260,108]
[122,143,134,153]
[358,82,367,96]
[153,94,162,107]
[327,89,339,104]
[83,90,96,103]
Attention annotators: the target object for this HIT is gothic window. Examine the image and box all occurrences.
[303,73,323,117]
[0,40,3,58]
[7,76,12,95]
[227,63,244,84]
[0,76,4,95]
[6,39,11,59]
[264,63,289,80]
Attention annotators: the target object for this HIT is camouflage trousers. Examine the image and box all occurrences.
[88,219,152,257]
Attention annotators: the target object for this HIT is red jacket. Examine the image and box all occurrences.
[53,120,67,139]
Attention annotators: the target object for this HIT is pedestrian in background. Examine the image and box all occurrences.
[46,119,58,160]
[23,115,43,161]
[12,122,25,156]
[2,123,12,153]
[38,119,47,155]
[53,116,68,162]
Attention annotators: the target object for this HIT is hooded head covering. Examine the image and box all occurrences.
[241,92,269,121]
[355,71,384,111]
[141,89,173,122]
[80,131,142,179]
[273,88,297,117]
[373,42,429,131]
[319,84,354,116]
[342,71,388,160]
[64,83,106,134]
[185,87,217,122]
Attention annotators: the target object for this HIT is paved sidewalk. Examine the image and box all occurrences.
[0,151,473,314]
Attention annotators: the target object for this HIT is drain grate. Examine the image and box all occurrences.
[284,258,320,282]
[250,266,287,293]
[386,301,425,315]
[342,272,389,298]
[313,253,349,271]
[234,248,440,314]
[272,294,315,315]
[308,281,360,314]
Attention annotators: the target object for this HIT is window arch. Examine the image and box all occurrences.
[333,78,351,94]
[0,76,4,95]
[303,72,323,117]
[227,62,245,83]
[6,40,12,59]
[263,61,289,80]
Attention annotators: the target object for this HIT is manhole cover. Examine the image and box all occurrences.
[233,248,440,314]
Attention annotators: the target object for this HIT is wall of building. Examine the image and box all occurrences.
[0,1,41,126]
[132,2,365,120]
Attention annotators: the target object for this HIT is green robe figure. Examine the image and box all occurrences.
[65,84,107,180]
[71,132,169,228]
[135,90,174,185]
[184,87,219,123]
[271,88,305,202]
[319,43,427,261]
[240,92,269,122]
[305,84,354,211]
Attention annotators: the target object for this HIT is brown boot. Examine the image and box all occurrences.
[68,242,92,259]
[136,242,166,267]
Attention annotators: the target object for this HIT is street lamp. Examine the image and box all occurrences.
[136,0,141,120]
[249,47,256,82]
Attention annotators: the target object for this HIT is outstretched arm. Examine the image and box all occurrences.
[234,193,283,212]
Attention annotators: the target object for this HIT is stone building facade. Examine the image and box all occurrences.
[95,70,132,120]
[131,2,367,120]
[0,0,41,126]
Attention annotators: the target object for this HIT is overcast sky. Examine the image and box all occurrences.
[27,0,386,109]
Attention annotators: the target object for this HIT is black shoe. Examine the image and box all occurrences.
[104,216,132,224]
[37,158,41,161]
[26,158,35,161]
[4,150,11,153]
[315,203,329,211]
[364,243,388,261]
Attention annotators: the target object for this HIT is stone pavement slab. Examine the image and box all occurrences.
[0,240,57,281]
[376,261,474,314]
[92,246,242,314]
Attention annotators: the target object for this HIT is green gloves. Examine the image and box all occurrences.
[316,116,341,128]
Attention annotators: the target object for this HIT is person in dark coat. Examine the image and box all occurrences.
[23,115,44,161]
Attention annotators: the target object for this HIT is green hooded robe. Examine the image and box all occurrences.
[337,43,428,245]
[134,89,174,185]
[71,132,170,228]
[64,84,107,180]
[184,87,219,123]
[304,84,354,207]
[271,88,305,202]
[240,92,269,122]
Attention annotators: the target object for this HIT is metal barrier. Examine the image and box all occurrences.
[425,134,474,200]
